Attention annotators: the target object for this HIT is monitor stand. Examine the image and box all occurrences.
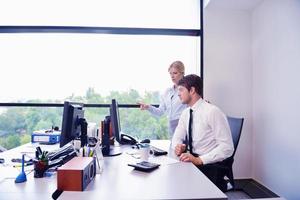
[103,145,122,157]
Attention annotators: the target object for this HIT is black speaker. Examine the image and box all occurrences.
[102,116,111,156]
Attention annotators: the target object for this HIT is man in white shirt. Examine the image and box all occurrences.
[172,74,234,191]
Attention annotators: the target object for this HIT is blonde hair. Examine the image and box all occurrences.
[168,61,185,74]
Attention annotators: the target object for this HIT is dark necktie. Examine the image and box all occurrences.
[188,109,193,154]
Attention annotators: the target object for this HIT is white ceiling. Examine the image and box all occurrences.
[206,0,263,11]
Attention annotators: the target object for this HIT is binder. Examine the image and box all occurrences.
[31,130,61,144]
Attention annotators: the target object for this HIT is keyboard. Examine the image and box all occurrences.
[48,143,75,161]
[128,161,160,172]
[150,146,168,156]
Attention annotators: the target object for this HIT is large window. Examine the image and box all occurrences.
[0,34,199,102]
[0,0,202,150]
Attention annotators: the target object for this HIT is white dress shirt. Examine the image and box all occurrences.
[172,99,234,165]
[147,86,187,136]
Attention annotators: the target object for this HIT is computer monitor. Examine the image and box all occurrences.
[60,101,88,148]
[110,99,137,145]
[110,99,121,143]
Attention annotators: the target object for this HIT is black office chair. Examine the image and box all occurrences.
[196,116,244,192]
[222,116,244,190]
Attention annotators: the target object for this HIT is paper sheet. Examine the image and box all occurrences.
[149,155,179,165]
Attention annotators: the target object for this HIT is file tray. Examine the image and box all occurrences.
[128,161,160,172]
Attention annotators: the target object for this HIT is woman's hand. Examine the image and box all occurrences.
[137,102,150,110]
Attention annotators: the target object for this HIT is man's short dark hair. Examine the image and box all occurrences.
[178,74,203,96]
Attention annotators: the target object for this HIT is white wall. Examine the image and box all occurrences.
[204,6,253,177]
[252,0,300,199]
[205,0,300,198]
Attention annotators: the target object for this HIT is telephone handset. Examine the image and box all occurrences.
[120,134,137,145]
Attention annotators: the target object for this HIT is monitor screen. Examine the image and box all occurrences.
[110,99,121,143]
[60,101,87,147]
[110,99,137,145]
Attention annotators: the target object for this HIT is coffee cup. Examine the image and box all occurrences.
[140,143,150,161]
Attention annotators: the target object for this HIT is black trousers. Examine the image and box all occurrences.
[197,162,228,192]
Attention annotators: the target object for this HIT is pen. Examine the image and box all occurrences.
[89,149,94,157]
[13,162,33,168]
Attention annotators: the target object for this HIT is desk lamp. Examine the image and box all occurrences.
[15,154,27,183]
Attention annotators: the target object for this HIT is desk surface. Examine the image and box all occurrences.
[0,141,227,200]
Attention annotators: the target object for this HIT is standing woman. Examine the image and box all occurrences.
[139,61,187,139]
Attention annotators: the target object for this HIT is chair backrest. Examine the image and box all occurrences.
[227,116,244,157]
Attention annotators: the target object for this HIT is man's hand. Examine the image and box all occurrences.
[175,144,186,156]
[179,153,203,165]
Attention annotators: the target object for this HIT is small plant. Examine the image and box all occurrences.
[38,151,49,163]
[34,150,49,178]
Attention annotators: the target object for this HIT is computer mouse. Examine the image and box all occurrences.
[140,138,150,144]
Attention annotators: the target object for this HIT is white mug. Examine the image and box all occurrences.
[140,144,150,161]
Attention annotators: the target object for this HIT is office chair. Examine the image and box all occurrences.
[203,116,244,192]
[222,116,244,191]
[196,116,244,192]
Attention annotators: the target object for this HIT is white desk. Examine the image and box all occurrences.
[0,143,58,200]
[0,141,227,200]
